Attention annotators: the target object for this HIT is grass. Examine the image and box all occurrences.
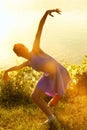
[0,95,87,130]
[0,56,87,130]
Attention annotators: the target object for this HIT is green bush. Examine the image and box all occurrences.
[0,67,42,107]
[67,55,87,96]
[0,54,87,106]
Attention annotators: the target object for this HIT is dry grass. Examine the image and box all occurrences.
[0,95,87,130]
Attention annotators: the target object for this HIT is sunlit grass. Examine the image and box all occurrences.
[0,55,87,130]
[0,95,87,130]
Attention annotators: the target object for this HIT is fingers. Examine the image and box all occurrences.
[47,8,62,17]
[3,72,9,81]
[56,8,61,14]
[49,12,54,17]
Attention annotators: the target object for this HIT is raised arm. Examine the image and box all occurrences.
[32,9,61,52]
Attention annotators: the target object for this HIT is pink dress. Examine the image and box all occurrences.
[29,50,70,97]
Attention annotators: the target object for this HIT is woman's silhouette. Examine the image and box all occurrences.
[3,9,70,123]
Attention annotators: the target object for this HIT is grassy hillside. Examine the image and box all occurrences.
[0,55,87,130]
[0,95,87,130]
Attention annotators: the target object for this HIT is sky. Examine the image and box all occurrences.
[0,0,87,69]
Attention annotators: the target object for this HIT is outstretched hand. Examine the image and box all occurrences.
[3,71,9,81]
[47,9,61,17]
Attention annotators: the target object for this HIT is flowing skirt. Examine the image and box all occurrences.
[37,65,70,97]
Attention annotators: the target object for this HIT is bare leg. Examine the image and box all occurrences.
[31,87,53,118]
[48,94,61,107]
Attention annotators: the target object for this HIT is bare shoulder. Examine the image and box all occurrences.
[32,48,45,55]
[21,61,30,67]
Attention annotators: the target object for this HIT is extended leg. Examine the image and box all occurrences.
[31,87,54,119]
[48,94,61,107]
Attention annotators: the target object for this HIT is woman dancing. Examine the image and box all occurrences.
[3,9,70,123]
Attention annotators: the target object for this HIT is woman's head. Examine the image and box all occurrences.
[13,43,30,58]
